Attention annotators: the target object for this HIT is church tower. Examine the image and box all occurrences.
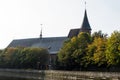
[68,9,92,38]
[79,9,92,34]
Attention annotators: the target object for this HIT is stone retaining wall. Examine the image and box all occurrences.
[0,69,120,80]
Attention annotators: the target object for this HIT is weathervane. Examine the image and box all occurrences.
[85,1,86,9]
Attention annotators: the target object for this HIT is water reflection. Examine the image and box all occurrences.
[0,76,112,80]
[0,76,34,80]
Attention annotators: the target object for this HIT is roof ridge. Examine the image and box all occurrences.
[13,36,67,41]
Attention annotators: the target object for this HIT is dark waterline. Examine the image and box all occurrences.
[0,76,112,80]
[0,76,35,80]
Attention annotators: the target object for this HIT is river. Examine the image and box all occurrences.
[0,76,34,80]
[0,69,119,80]
[0,76,112,80]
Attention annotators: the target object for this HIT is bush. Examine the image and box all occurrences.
[0,47,49,69]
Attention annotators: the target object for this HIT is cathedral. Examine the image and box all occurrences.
[8,9,91,53]
[7,9,92,67]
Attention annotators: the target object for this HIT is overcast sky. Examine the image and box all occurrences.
[0,0,120,49]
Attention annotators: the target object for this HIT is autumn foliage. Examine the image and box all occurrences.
[57,31,120,71]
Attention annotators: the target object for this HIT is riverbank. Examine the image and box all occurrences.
[0,69,120,80]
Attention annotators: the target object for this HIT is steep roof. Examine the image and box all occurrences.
[68,28,80,38]
[8,37,67,54]
[80,9,91,30]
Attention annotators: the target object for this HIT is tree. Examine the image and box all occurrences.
[17,47,49,69]
[57,32,91,70]
[82,31,108,69]
[2,48,19,68]
[106,31,120,66]
[72,32,91,66]
[57,38,74,69]
[0,47,49,69]
[92,30,107,41]
[92,37,107,66]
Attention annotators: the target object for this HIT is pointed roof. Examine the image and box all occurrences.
[80,9,91,30]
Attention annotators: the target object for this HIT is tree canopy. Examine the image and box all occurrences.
[57,32,91,70]
[106,31,120,66]
[57,30,120,71]
[0,47,49,69]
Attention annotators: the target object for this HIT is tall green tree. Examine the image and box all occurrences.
[106,31,120,66]
[93,38,107,66]
[57,32,91,70]
[72,32,91,66]
[84,37,107,68]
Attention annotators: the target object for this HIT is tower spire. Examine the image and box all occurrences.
[40,24,42,39]
[68,1,92,38]
[80,3,92,34]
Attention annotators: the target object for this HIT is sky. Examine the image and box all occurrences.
[0,0,120,49]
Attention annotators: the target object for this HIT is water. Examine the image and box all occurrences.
[0,76,35,80]
[0,76,114,80]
